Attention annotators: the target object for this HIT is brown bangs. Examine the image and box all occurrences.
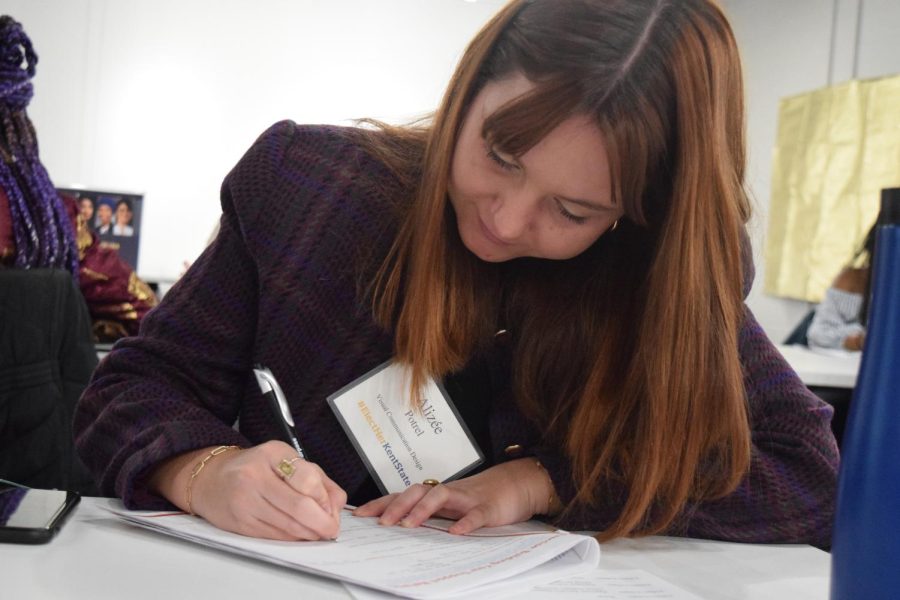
[481,78,580,157]
[482,75,672,229]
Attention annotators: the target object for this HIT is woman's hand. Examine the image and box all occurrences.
[150,440,346,541]
[353,458,556,535]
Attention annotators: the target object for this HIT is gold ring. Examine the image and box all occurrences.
[422,479,440,487]
[277,457,302,480]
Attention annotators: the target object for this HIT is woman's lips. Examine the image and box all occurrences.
[479,217,510,246]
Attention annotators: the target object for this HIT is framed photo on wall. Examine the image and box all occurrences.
[59,187,144,271]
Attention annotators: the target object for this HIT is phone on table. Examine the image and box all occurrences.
[0,483,80,544]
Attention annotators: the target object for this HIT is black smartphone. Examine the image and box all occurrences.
[0,484,80,544]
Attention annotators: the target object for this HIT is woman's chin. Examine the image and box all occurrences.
[459,229,514,262]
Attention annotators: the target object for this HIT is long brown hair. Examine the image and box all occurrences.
[362,0,752,540]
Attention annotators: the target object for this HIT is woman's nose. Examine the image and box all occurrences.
[491,191,536,241]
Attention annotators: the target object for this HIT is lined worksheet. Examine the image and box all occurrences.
[109,504,600,599]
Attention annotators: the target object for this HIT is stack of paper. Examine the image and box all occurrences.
[110,506,600,599]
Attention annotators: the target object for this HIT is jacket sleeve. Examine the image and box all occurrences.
[669,307,838,548]
[531,307,839,549]
[73,122,296,509]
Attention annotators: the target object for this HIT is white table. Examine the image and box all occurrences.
[776,344,861,388]
[0,497,830,599]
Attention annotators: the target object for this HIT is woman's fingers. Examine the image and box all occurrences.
[353,459,549,534]
[202,441,346,540]
[353,493,396,517]
[262,490,340,540]
[324,477,348,520]
[355,483,472,527]
[227,513,298,541]
[398,485,458,527]
[241,508,324,541]
[377,484,441,525]
[448,505,491,535]
[352,486,432,523]
[280,460,332,514]
[264,461,343,539]
[262,441,338,517]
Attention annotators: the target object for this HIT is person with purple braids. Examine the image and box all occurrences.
[0,15,79,275]
[0,14,100,494]
[0,15,157,342]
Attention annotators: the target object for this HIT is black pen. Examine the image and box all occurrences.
[253,364,307,459]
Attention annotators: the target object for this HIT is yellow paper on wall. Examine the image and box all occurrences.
[766,75,900,302]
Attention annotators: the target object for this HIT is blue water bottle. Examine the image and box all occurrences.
[831,187,900,599]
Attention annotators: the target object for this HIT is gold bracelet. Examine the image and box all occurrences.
[534,459,563,517]
[186,445,239,515]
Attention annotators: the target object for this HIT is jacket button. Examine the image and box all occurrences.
[494,329,510,348]
[504,444,523,457]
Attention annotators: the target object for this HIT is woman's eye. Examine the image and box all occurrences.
[486,146,518,171]
[554,199,588,225]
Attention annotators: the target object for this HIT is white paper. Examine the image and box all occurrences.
[109,506,600,600]
[346,568,701,600]
[520,569,703,599]
[328,361,483,494]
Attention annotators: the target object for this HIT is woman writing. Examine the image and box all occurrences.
[75,0,838,548]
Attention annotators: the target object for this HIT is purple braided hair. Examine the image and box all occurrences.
[0,15,78,276]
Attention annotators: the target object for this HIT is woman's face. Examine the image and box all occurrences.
[449,73,622,262]
[79,199,94,221]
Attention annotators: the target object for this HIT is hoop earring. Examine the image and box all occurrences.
[607,219,619,234]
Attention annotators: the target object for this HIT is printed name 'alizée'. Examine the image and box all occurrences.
[404,397,443,436]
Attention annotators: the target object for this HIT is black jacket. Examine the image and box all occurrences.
[0,268,98,494]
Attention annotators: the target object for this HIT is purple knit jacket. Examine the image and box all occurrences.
[74,121,838,548]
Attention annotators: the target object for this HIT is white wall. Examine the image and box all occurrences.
[5,0,900,339]
[4,0,504,282]
[722,0,900,341]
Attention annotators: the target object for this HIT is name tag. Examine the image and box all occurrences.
[328,361,483,494]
